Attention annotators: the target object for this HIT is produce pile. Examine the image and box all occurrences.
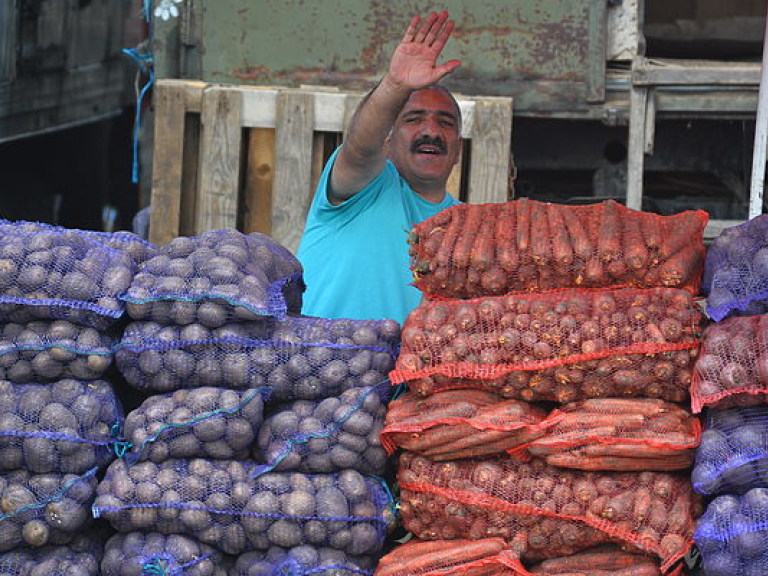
[379,199,707,576]
[692,216,768,576]
[0,221,135,564]
[87,228,401,572]
[409,198,707,299]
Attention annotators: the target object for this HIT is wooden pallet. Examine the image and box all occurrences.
[149,79,514,252]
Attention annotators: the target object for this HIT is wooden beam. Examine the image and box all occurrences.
[242,128,275,235]
[633,59,762,86]
[272,90,315,254]
[194,86,243,232]
[149,82,186,245]
[466,98,513,203]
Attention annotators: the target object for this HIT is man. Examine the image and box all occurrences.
[297,11,463,325]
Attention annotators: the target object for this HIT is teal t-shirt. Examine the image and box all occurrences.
[297,147,459,325]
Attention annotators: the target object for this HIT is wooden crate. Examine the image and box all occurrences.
[149,80,514,252]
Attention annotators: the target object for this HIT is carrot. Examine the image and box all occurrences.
[534,546,657,572]
[496,202,519,272]
[598,200,622,263]
[561,207,592,261]
[584,256,604,285]
[454,205,484,270]
[422,429,515,456]
[376,539,506,576]
[424,389,501,406]
[434,205,466,282]
[578,397,669,415]
[530,201,551,265]
[481,265,508,294]
[583,443,693,461]
[657,244,699,288]
[546,452,691,471]
[516,197,532,253]
[641,215,663,256]
[470,204,497,270]
[420,226,447,259]
[623,215,649,270]
[547,203,574,265]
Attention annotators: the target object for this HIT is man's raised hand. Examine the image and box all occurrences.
[388,11,462,90]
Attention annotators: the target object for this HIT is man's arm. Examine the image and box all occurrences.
[328,11,461,205]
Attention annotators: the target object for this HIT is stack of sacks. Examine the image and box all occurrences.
[691,215,768,576]
[94,229,399,574]
[0,220,145,565]
[378,199,708,575]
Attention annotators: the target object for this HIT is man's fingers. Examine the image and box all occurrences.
[413,11,438,43]
[402,15,421,43]
[433,59,462,81]
[424,11,450,46]
[430,19,455,52]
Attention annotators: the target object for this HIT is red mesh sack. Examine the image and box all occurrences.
[380,389,550,460]
[529,398,701,472]
[409,199,708,299]
[525,544,667,575]
[375,538,520,576]
[397,452,701,573]
[391,288,702,403]
[691,313,768,413]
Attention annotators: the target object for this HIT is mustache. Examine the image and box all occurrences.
[410,135,446,154]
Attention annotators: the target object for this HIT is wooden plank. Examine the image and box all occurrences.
[705,219,744,241]
[149,82,186,245]
[633,59,762,86]
[310,132,326,203]
[446,156,463,199]
[587,0,608,103]
[194,86,243,232]
[272,90,315,253]
[626,84,649,211]
[242,128,275,235]
[466,98,513,204]
[342,94,363,140]
[179,114,200,236]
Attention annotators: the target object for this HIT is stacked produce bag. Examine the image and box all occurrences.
[691,214,768,576]
[379,199,708,575]
[92,228,400,574]
[0,220,155,574]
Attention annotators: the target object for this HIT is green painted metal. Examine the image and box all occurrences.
[153,0,608,116]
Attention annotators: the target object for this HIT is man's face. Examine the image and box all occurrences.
[387,87,462,190]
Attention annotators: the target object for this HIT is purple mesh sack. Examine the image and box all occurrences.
[121,230,304,325]
[0,379,121,474]
[695,489,768,576]
[232,545,375,575]
[706,215,768,321]
[0,539,102,576]
[254,383,391,476]
[121,386,269,464]
[114,316,400,398]
[0,221,135,329]
[692,407,768,496]
[101,532,230,576]
[4,219,158,265]
[0,320,113,383]
[93,459,396,556]
[0,466,97,550]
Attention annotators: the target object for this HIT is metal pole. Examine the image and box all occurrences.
[748,7,768,219]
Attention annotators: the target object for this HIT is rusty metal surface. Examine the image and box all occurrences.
[154,0,607,115]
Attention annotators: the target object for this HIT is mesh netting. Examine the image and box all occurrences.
[704,214,768,321]
[397,452,700,572]
[101,531,230,576]
[233,546,375,575]
[524,544,665,575]
[528,398,700,472]
[692,406,768,496]
[409,199,707,299]
[0,466,98,551]
[121,230,304,324]
[391,288,701,403]
[695,489,768,576]
[375,538,519,576]
[93,459,396,556]
[255,383,391,476]
[3,219,158,265]
[0,221,135,329]
[380,389,549,461]
[691,313,768,412]
[0,320,114,383]
[121,386,269,464]
[115,316,400,398]
[0,542,102,576]
[0,379,121,474]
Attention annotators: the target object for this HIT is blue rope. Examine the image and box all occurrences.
[121,48,155,184]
